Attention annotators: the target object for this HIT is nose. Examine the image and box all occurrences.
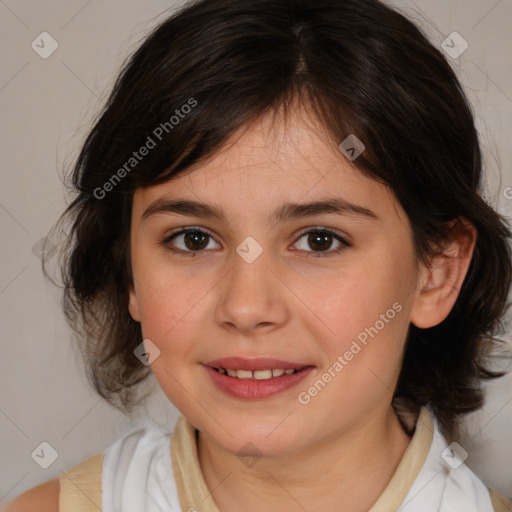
[214,246,290,336]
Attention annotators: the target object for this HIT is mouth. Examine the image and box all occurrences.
[202,357,315,399]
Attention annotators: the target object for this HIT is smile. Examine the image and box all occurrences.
[202,357,315,399]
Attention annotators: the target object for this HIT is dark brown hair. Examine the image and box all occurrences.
[47,0,512,437]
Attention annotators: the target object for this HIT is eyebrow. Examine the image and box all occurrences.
[141,197,379,225]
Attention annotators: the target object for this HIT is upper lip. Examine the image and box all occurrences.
[204,357,311,371]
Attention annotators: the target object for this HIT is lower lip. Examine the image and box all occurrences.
[203,365,315,399]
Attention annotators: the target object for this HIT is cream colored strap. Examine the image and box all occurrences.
[489,488,512,512]
[58,452,104,512]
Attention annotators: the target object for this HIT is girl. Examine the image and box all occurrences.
[5,0,512,510]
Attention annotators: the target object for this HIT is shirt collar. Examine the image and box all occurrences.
[170,406,433,512]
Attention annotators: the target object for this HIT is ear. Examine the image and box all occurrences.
[410,218,477,329]
[128,283,141,322]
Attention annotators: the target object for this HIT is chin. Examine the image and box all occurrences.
[216,422,306,459]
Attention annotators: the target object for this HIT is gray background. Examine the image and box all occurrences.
[1,0,512,505]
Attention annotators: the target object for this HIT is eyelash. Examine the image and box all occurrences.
[160,226,351,258]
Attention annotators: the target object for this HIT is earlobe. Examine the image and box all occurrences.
[128,285,141,322]
[410,218,477,329]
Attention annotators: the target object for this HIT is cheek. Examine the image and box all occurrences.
[134,270,207,410]
[307,265,406,344]
[138,283,202,347]
[132,253,203,356]
[294,271,410,422]
[300,249,414,385]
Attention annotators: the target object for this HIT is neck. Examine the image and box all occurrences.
[197,405,412,512]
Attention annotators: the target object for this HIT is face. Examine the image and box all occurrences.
[128,108,423,458]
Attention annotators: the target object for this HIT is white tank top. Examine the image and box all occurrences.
[101,423,182,511]
[99,407,496,512]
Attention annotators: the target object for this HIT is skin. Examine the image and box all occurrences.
[127,107,477,512]
[2,478,60,512]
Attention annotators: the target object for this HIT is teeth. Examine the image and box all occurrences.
[217,368,298,379]
[236,369,253,379]
[254,369,273,380]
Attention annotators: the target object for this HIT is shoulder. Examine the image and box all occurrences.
[488,488,512,512]
[3,451,105,512]
[2,478,59,512]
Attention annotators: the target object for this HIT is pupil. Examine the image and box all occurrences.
[309,232,331,251]
[185,231,208,250]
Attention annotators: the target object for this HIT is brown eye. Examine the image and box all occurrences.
[307,231,334,251]
[183,231,210,250]
[294,228,350,257]
[163,228,220,255]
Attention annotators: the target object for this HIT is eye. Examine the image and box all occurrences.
[293,228,350,257]
[161,227,220,257]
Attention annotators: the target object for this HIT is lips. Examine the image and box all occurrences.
[202,357,315,399]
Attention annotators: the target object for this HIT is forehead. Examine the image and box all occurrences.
[132,109,403,223]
